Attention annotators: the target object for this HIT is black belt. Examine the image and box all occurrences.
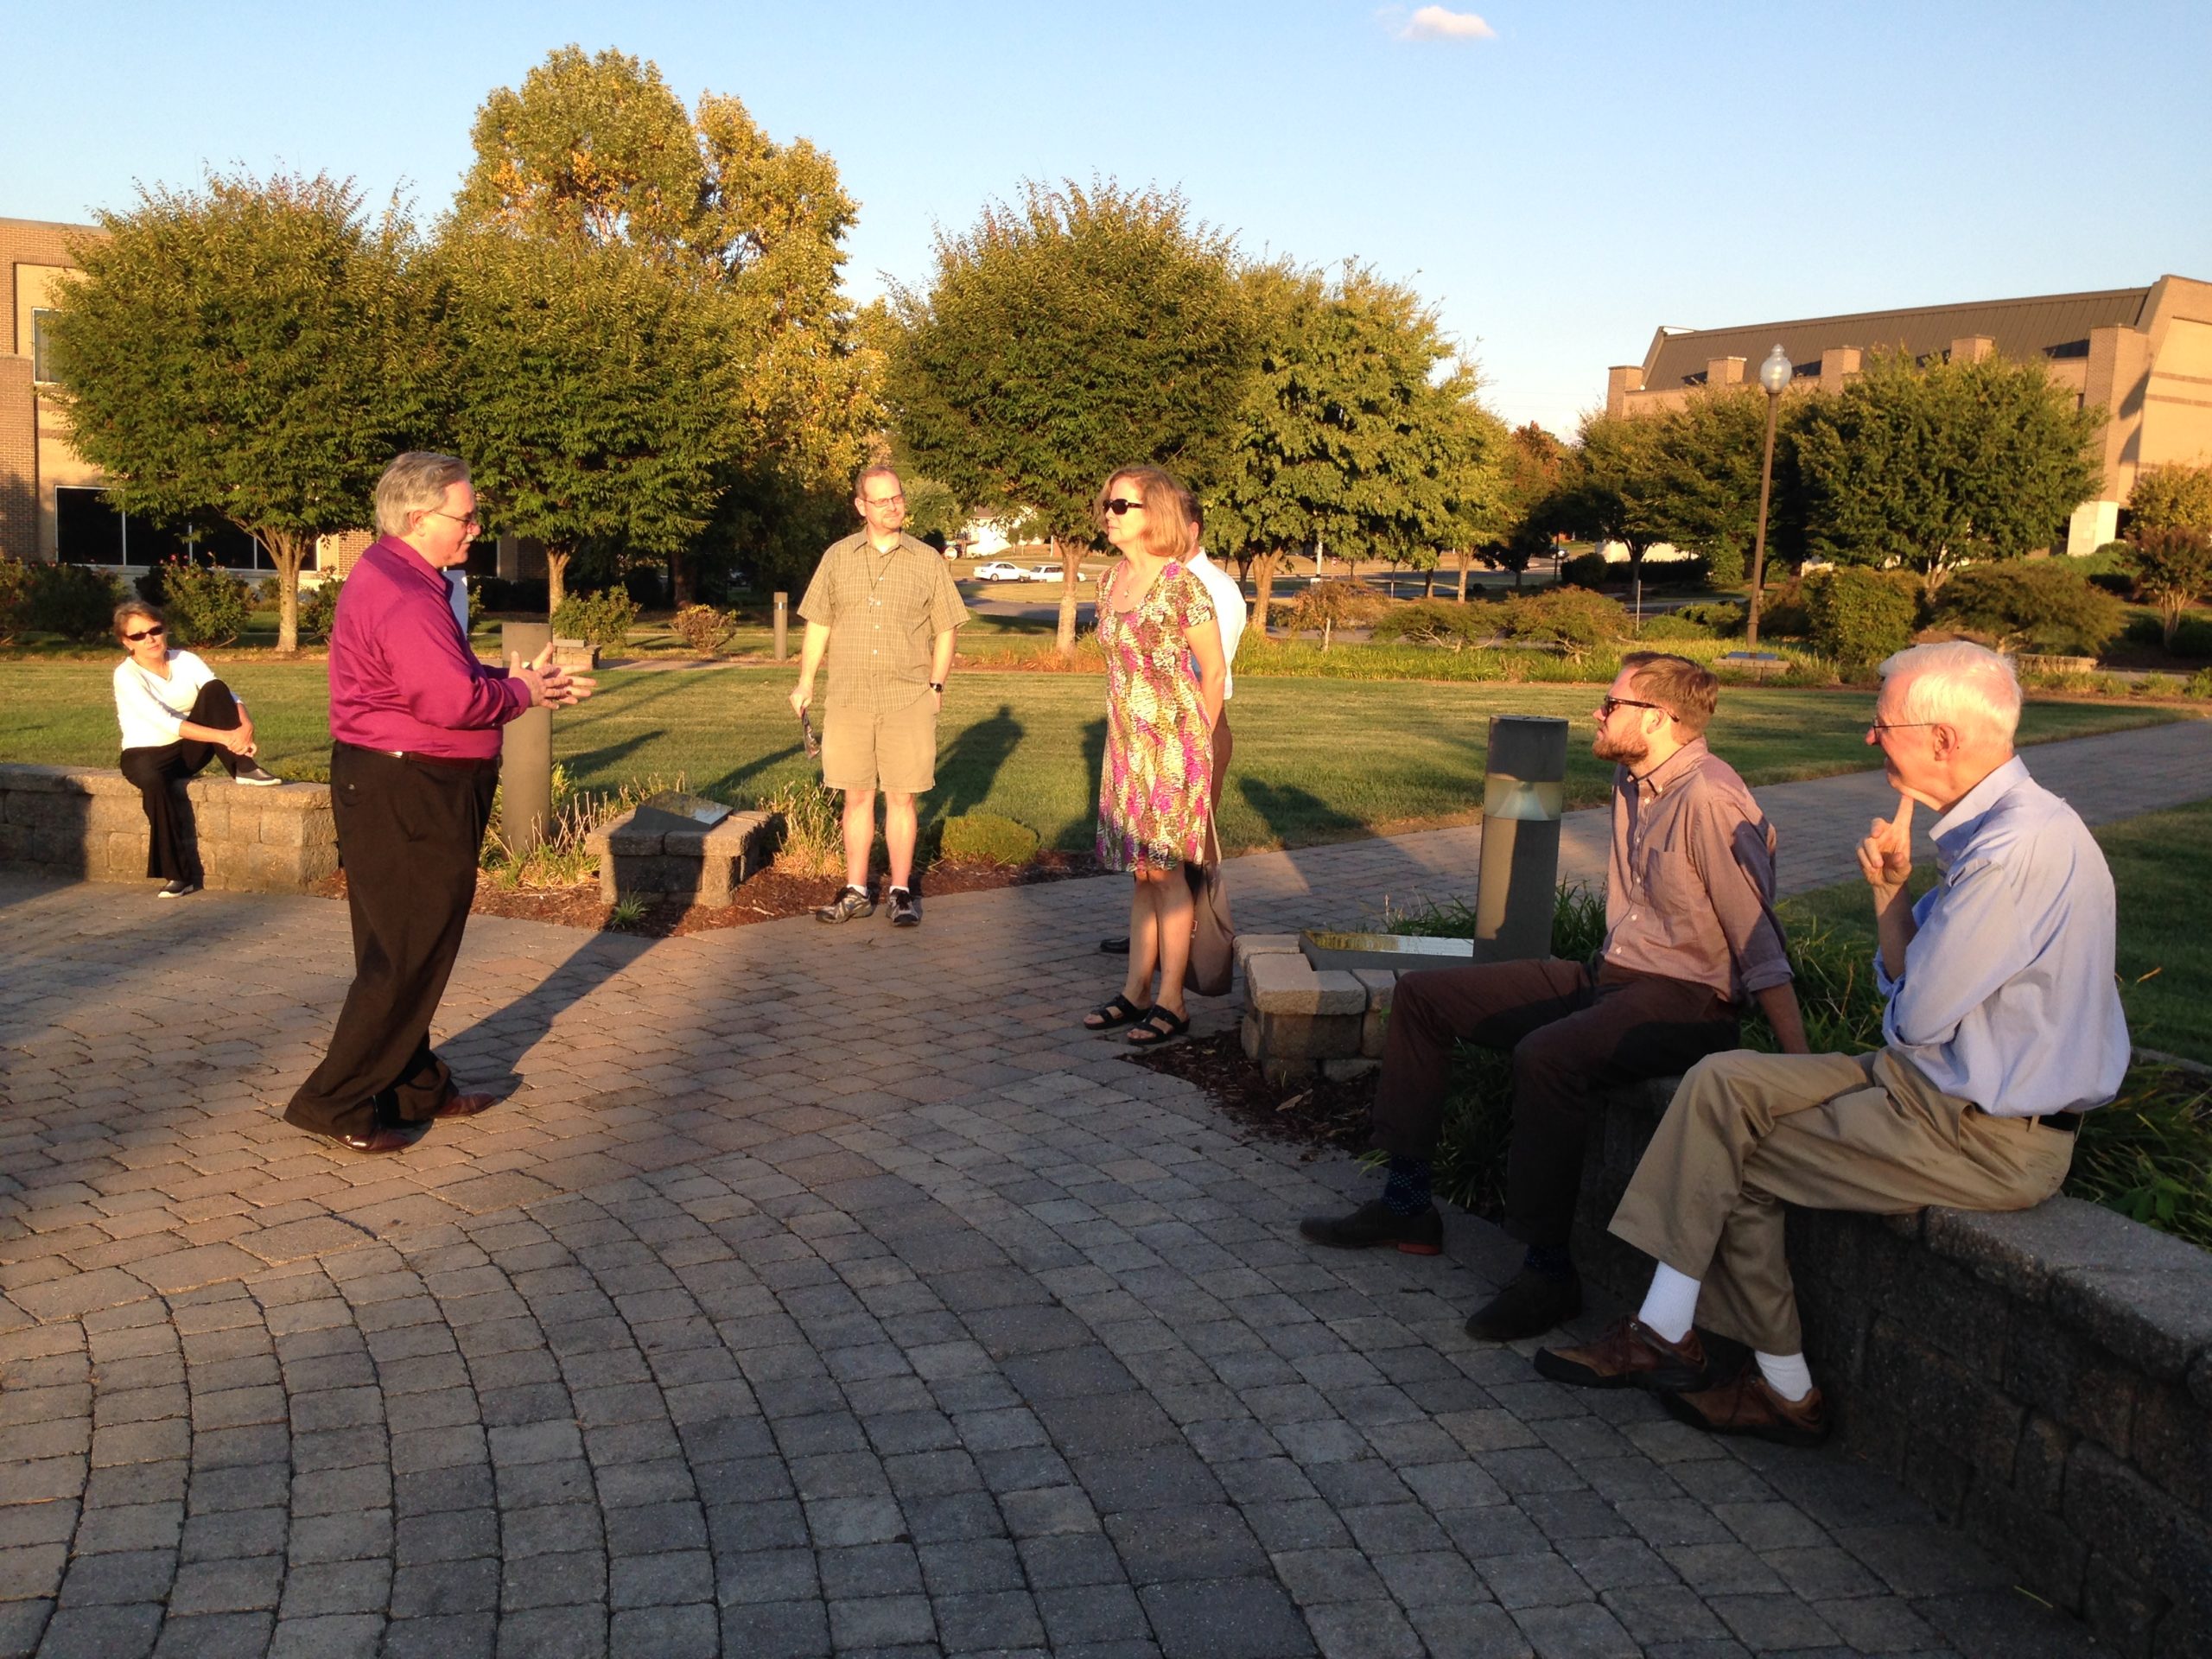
[1976,1106,2081,1134]
[336,741,499,776]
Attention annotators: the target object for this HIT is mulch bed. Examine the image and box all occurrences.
[318,851,1098,938]
[1125,1031,1379,1164]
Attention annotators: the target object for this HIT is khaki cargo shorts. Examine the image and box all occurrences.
[821,688,938,794]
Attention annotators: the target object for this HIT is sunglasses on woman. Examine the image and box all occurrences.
[1102,497,1147,516]
[124,625,167,642]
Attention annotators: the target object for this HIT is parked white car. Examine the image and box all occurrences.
[973,561,1028,582]
[1026,564,1071,583]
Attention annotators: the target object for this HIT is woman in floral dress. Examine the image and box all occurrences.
[1084,467,1227,1046]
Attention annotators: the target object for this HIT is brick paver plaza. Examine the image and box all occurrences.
[4,721,2208,1659]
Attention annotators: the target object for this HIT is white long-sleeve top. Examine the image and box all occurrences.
[112,650,222,751]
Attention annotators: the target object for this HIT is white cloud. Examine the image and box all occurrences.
[1396,5,1497,41]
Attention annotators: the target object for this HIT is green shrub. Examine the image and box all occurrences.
[671,603,736,656]
[1701,542,1745,588]
[1934,560,2125,657]
[939,812,1040,866]
[0,553,29,646]
[299,578,343,642]
[552,588,639,650]
[1370,599,1497,649]
[159,560,252,648]
[25,563,120,642]
[1631,613,1710,641]
[251,576,283,608]
[1498,588,1629,662]
[1281,580,1389,638]
[2187,670,2212,700]
[1753,575,1813,638]
[1675,600,1748,636]
[1560,551,1611,589]
[2139,673,2184,699]
[1804,568,1917,666]
[2092,672,2132,697]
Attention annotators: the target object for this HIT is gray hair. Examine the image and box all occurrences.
[1878,640,2022,747]
[374,452,471,537]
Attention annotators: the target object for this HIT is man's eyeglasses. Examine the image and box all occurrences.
[1867,720,1942,735]
[1103,498,1147,517]
[424,509,481,532]
[123,624,167,642]
[861,494,905,509]
[1597,696,1666,720]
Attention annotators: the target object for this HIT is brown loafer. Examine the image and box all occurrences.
[1663,1370,1830,1447]
[337,1122,431,1154]
[1534,1317,1709,1393]
[432,1093,499,1118]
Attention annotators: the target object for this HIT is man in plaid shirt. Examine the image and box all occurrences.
[791,466,969,926]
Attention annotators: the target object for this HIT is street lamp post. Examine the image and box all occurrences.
[1746,344,1792,650]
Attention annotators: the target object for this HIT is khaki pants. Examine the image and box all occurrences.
[1609,1047,2075,1354]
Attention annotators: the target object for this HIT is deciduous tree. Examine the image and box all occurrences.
[43,172,431,651]
[888,181,1253,653]
[2126,462,2212,535]
[2129,526,2212,648]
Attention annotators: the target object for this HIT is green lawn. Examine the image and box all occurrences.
[1777,796,2212,1064]
[0,659,2177,858]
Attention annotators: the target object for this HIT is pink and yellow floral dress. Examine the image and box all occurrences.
[1096,560,1217,874]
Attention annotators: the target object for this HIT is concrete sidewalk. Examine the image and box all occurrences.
[3,723,2200,1659]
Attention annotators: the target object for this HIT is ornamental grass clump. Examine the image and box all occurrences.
[939,812,1040,866]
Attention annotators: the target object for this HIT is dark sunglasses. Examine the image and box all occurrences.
[124,625,167,642]
[1597,696,1666,719]
[1102,497,1147,517]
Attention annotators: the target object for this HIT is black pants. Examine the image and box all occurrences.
[283,743,495,1141]
[1371,957,1740,1249]
[119,681,247,880]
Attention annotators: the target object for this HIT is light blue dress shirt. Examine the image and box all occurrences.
[1876,756,2129,1116]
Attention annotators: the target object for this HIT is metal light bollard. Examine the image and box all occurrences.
[499,621,553,860]
[1473,715,1569,962]
[773,592,789,663]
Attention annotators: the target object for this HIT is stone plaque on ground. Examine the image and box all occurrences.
[628,791,732,843]
[1299,930,1475,975]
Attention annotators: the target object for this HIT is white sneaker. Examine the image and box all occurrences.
[233,764,281,786]
[157,879,200,899]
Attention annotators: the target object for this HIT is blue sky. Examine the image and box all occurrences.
[13,1,2210,433]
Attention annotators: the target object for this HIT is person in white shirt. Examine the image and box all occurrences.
[1102,482,1247,955]
[111,600,280,898]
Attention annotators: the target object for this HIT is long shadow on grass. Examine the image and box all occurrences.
[1237,777,1368,847]
[931,703,1025,823]
[701,743,806,804]
[557,728,670,784]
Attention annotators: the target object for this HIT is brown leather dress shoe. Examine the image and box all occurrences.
[337,1122,431,1154]
[1534,1317,1709,1392]
[432,1093,498,1118]
[1663,1370,1830,1447]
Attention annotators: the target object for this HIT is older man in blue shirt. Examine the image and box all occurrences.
[1535,642,2128,1446]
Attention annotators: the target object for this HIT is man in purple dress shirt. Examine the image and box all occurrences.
[284,453,594,1154]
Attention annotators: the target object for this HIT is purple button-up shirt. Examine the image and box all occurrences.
[327,537,528,760]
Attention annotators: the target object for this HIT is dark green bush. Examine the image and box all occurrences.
[1934,560,2124,657]
[0,553,30,645]
[1675,601,1748,636]
[1805,567,1918,666]
[552,589,640,650]
[1560,551,1611,589]
[25,563,121,642]
[1499,588,1629,662]
[671,604,737,655]
[1370,599,1497,648]
[1753,575,1813,638]
[1630,613,1709,641]
[299,578,344,642]
[159,560,252,647]
[939,813,1040,866]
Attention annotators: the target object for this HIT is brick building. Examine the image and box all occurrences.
[1605,275,2212,556]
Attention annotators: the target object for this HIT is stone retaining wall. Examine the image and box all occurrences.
[0,763,337,893]
[1236,939,2211,1654]
[1572,1081,2211,1658]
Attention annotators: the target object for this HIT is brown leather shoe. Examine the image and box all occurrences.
[1534,1317,1709,1392]
[337,1122,431,1154]
[432,1093,498,1118]
[1663,1370,1830,1447]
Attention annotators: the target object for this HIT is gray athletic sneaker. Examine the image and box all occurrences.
[815,886,875,923]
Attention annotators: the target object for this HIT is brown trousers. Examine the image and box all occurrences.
[1371,957,1738,1248]
[1609,1047,2075,1354]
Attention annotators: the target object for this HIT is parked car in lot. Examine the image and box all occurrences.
[973,561,1029,582]
[1026,564,1077,583]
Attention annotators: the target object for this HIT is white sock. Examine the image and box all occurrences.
[1636,1264,1701,1344]
[1755,1351,1815,1402]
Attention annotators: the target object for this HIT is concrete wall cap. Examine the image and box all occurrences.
[1233,933,1304,974]
[1248,950,1364,1015]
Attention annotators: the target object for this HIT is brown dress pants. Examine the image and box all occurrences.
[1608,1047,2076,1354]
[1372,957,1739,1248]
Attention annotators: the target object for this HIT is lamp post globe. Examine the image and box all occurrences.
[1745,346,1792,649]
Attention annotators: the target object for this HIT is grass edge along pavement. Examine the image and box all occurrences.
[1391,814,2212,1249]
[0,659,2180,863]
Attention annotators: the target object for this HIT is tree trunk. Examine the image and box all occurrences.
[671,547,695,608]
[1456,550,1471,602]
[1054,536,1081,657]
[257,528,310,655]
[1423,564,1438,598]
[1251,550,1281,638]
[547,549,572,619]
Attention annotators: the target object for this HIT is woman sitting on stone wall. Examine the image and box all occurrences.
[111,600,280,898]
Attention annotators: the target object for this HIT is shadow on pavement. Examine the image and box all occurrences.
[437,927,664,1091]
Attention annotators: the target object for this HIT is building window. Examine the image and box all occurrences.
[31,309,56,383]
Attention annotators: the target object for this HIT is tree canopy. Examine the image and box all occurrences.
[2127,462,2212,535]
[44,172,430,650]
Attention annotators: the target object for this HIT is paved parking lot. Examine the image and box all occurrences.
[12,722,2203,1657]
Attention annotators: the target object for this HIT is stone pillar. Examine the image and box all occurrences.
[2067,499,2121,558]
[1950,335,1995,364]
[1474,716,1569,962]
[499,622,552,859]
[1707,356,1746,388]
[1819,346,1862,393]
[1605,365,1645,417]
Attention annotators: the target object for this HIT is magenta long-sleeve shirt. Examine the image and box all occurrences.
[327,537,528,760]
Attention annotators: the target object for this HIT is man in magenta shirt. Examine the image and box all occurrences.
[285,452,593,1153]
